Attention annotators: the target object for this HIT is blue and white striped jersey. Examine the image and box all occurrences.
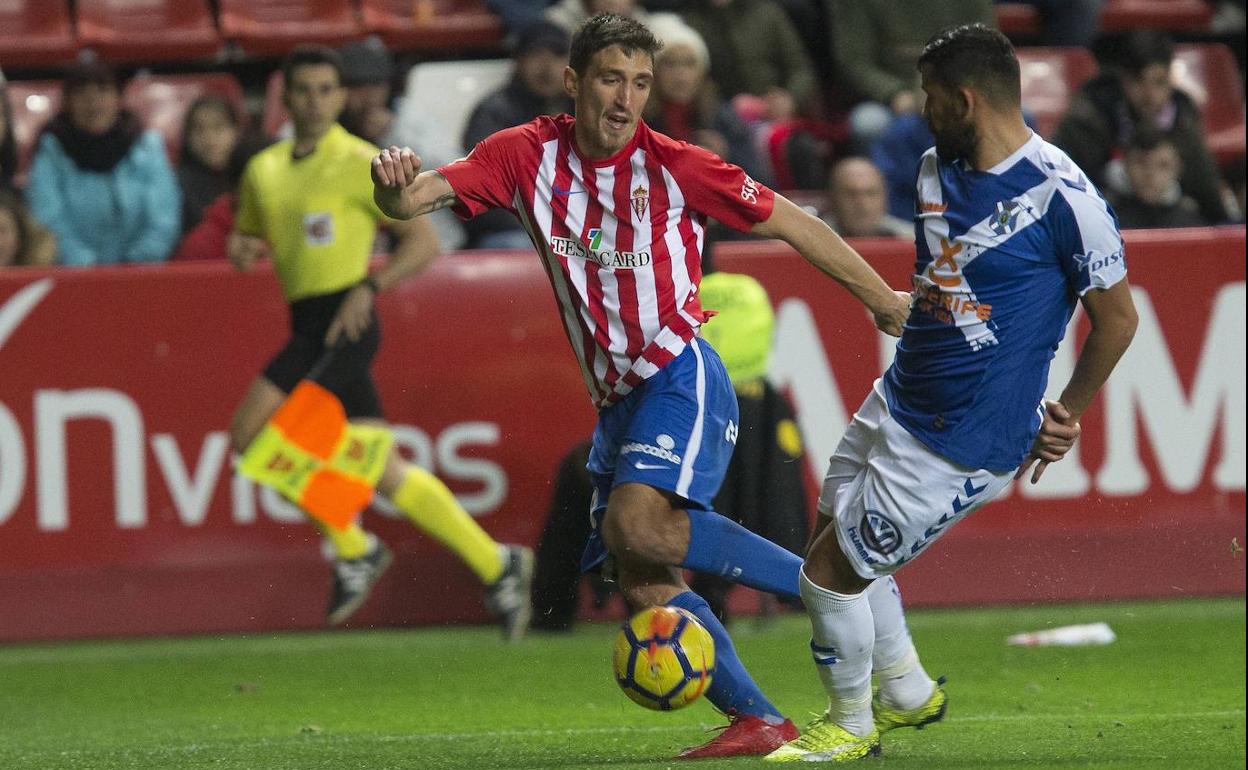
[883,133,1127,472]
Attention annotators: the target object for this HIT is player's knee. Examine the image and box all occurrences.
[619,583,673,611]
[602,507,665,563]
[806,526,874,594]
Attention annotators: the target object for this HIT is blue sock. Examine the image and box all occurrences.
[682,509,803,600]
[667,591,784,720]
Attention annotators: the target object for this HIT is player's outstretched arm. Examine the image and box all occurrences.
[752,195,910,336]
[1016,279,1138,483]
[371,146,459,220]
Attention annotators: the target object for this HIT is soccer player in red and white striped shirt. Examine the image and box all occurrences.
[373,13,910,758]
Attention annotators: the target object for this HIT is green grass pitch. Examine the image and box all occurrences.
[0,598,1242,769]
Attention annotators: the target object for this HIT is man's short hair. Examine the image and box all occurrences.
[282,44,344,87]
[569,13,661,75]
[917,23,1021,108]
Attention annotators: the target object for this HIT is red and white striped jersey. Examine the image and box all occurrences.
[438,115,775,407]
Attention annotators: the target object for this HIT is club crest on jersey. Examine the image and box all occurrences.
[630,185,649,219]
[859,510,902,556]
[990,200,1022,236]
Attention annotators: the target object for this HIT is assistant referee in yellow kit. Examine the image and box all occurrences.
[226,45,533,636]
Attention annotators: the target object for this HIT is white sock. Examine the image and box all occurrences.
[867,576,935,710]
[799,567,875,737]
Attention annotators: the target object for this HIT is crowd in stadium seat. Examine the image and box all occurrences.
[0,0,1243,267]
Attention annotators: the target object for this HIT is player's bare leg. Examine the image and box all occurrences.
[228,376,286,454]
[604,484,797,759]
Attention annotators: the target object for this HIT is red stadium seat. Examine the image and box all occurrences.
[1016,47,1099,138]
[5,80,63,176]
[994,3,1041,39]
[1172,43,1246,164]
[75,0,221,63]
[0,1,76,68]
[360,0,504,53]
[122,74,247,162]
[218,0,364,56]
[997,0,1213,39]
[1099,0,1213,32]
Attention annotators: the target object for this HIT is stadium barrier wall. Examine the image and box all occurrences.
[0,227,1243,641]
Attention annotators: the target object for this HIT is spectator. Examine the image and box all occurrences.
[26,62,180,266]
[1108,129,1207,230]
[642,15,770,185]
[546,0,653,33]
[172,136,270,261]
[996,0,1104,47]
[1,76,57,266]
[338,38,397,147]
[461,21,573,249]
[1053,30,1230,224]
[680,0,820,120]
[486,0,557,33]
[823,157,911,238]
[1227,160,1246,222]
[869,112,932,220]
[0,188,54,267]
[680,0,826,188]
[1,69,16,188]
[828,0,992,147]
[870,110,1036,221]
[177,94,243,236]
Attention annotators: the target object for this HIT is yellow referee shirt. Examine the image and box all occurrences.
[236,124,386,302]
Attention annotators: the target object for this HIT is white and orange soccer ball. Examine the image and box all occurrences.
[613,606,715,711]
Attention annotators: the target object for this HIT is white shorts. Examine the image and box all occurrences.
[820,379,1013,580]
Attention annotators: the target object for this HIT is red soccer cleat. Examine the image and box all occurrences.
[676,713,800,759]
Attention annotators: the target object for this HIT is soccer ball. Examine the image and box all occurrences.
[613,606,715,711]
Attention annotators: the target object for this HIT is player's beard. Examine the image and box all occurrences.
[932,117,978,164]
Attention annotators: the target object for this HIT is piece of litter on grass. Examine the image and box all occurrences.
[1006,622,1116,647]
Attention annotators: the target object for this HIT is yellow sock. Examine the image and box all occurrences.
[392,466,504,584]
[318,520,373,560]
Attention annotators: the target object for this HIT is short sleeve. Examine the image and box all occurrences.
[437,124,527,220]
[1054,185,1127,296]
[234,157,263,237]
[666,144,775,233]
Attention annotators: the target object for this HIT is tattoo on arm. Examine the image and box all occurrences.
[427,190,457,214]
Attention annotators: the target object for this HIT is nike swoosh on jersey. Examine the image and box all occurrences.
[633,462,671,470]
[552,185,585,196]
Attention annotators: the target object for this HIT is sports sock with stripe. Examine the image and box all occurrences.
[391,465,505,584]
[800,567,875,737]
[667,591,785,721]
[868,576,935,710]
[681,508,802,600]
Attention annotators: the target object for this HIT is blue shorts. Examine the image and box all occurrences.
[581,338,739,572]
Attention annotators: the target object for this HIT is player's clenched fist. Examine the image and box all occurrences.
[371,146,421,189]
[372,146,426,220]
[872,290,912,337]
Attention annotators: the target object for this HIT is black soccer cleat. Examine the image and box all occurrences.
[483,545,535,642]
[326,539,393,625]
